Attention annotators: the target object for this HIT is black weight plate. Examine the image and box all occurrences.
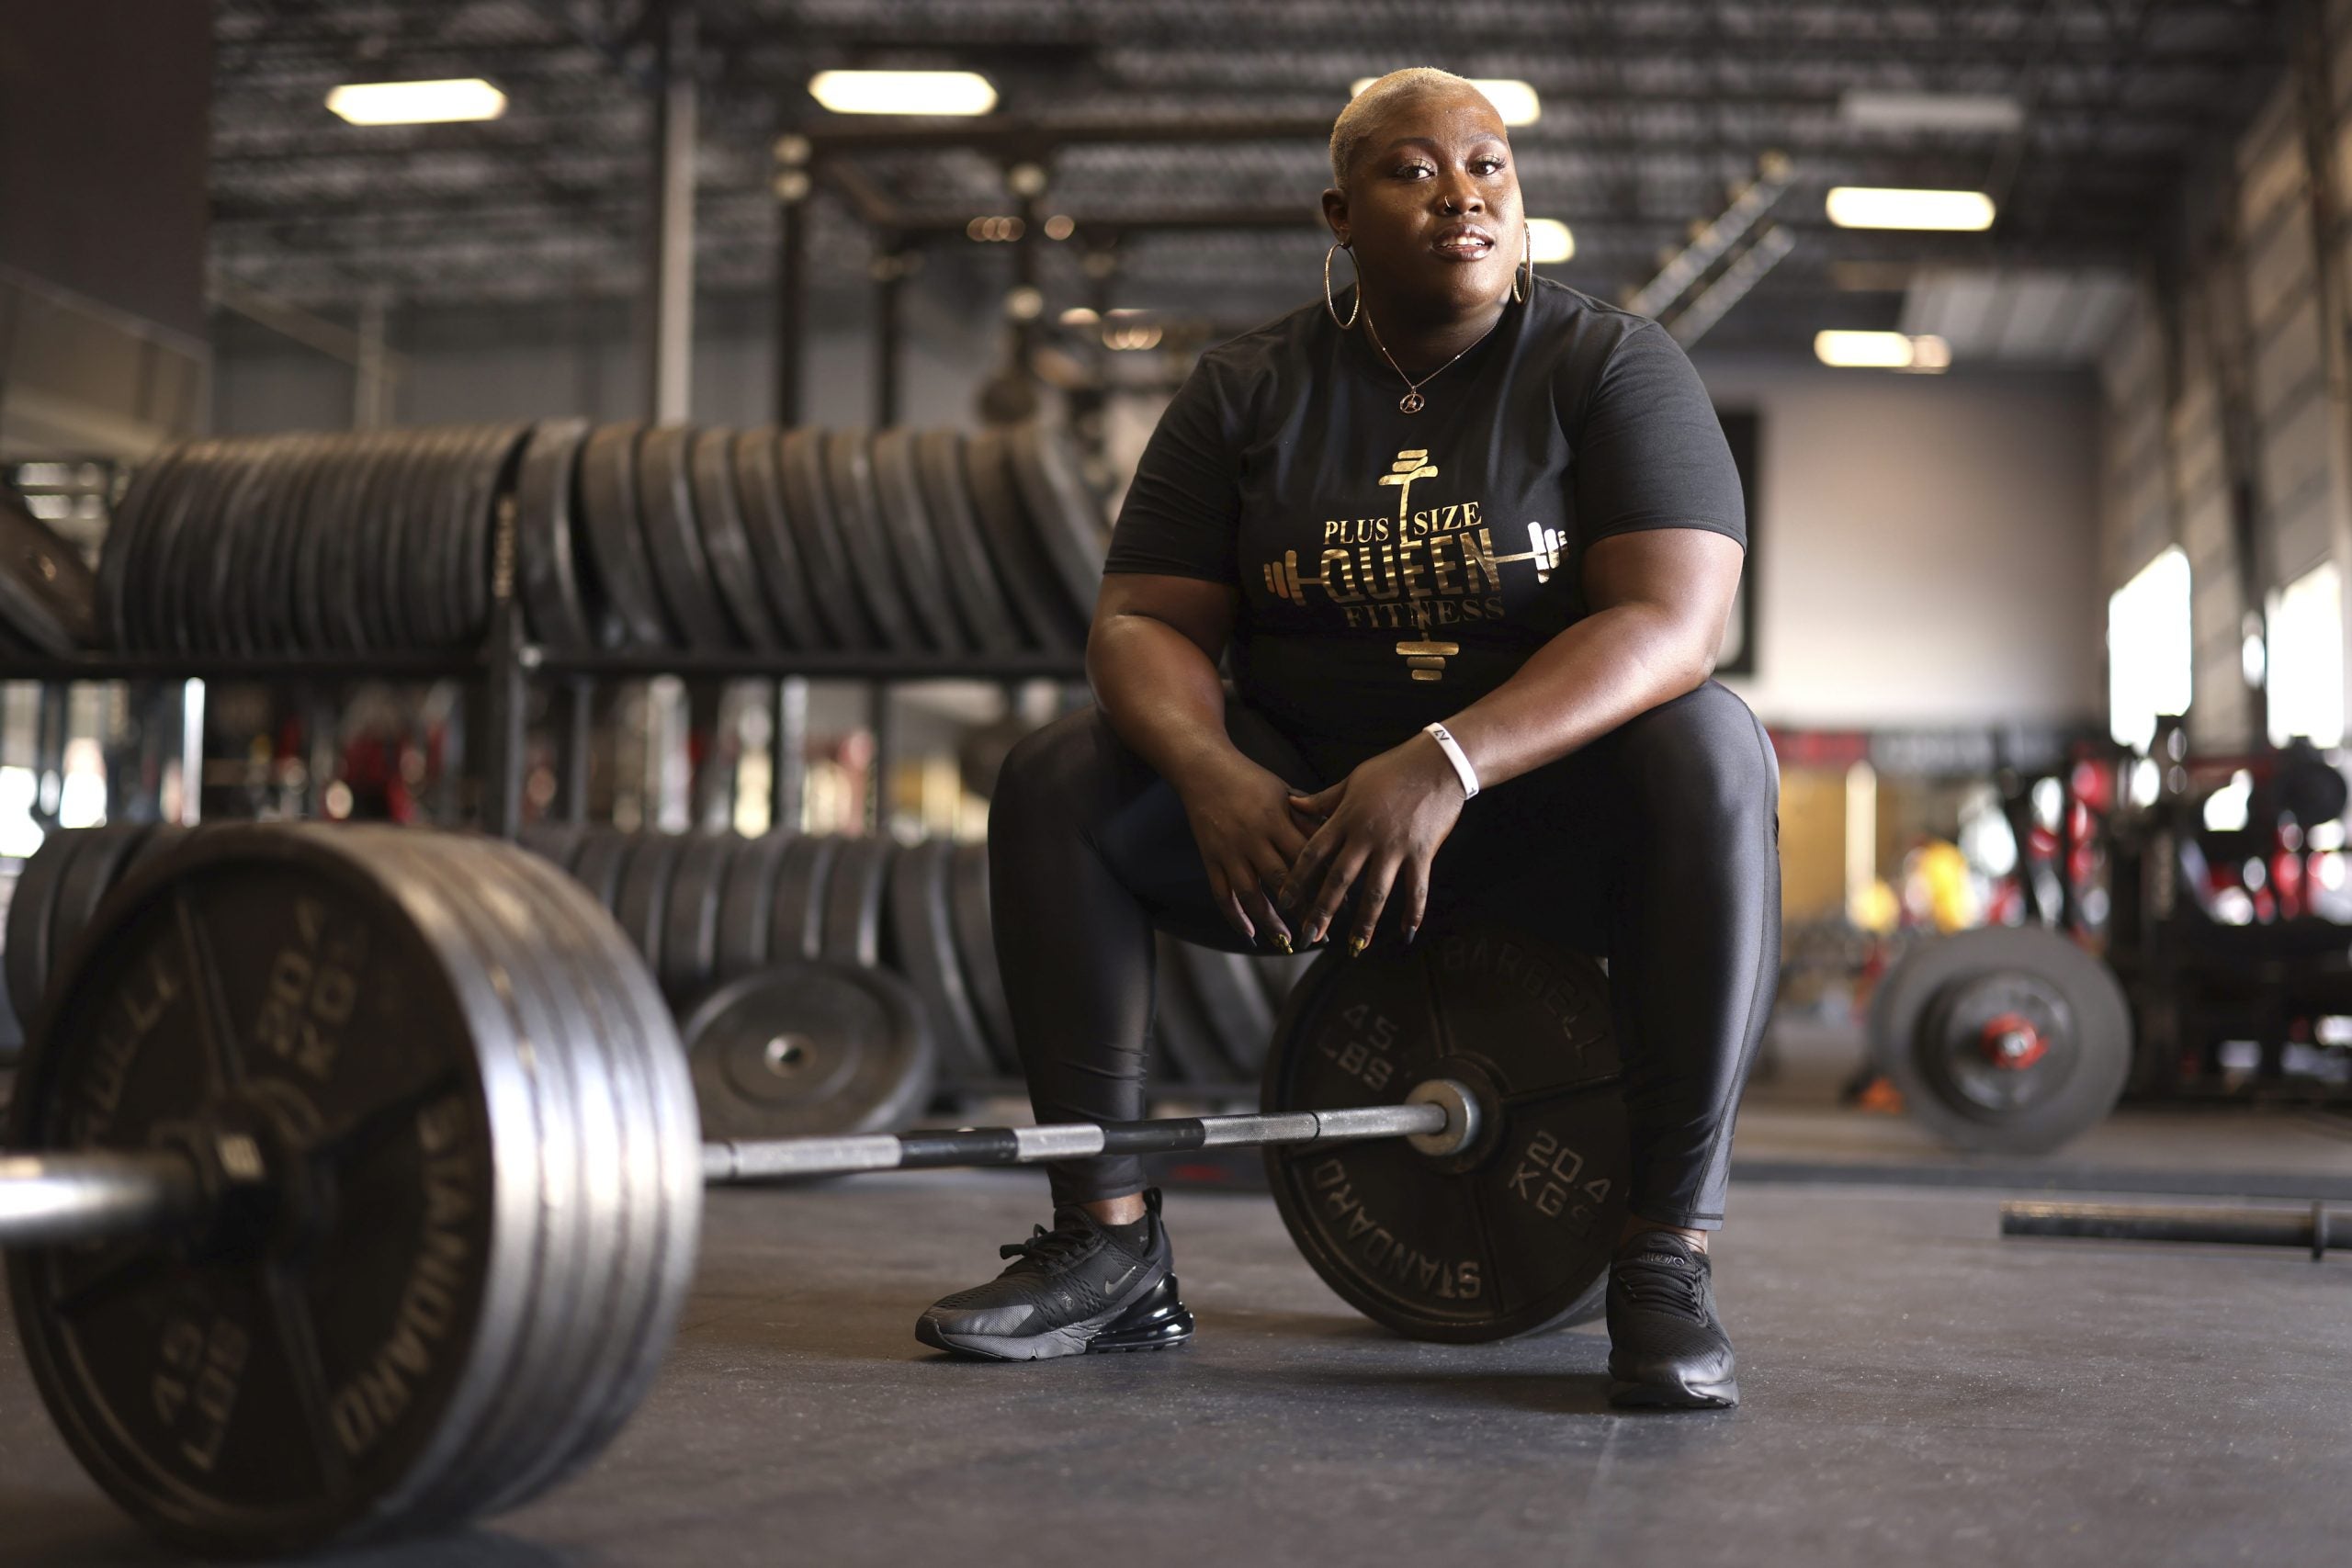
[686,428,781,650]
[6,826,554,1555]
[290,432,363,652]
[150,438,234,652]
[1868,925,2132,1155]
[776,428,876,649]
[820,429,922,652]
[729,429,825,649]
[217,437,291,654]
[395,423,463,649]
[948,841,1021,1076]
[864,428,965,654]
[658,832,733,1000]
[1005,421,1111,631]
[157,438,239,655]
[635,424,733,650]
[366,426,431,650]
[1264,923,1628,1342]
[420,426,484,649]
[275,434,345,652]
[97,441,187,649]
[684,960,937,1140]
[577,423,673,649]
[1153,933,1236,1089]
[447,423,534,648]
[517,820,592,873]
[714,831,791,981]
[884,838,995,1086]
[514,419,598,650]
[46,823,153,980]
[392,425,460,653]
[962,428,1082,652]
[571,827,636,910]
[819,835,894,967]
[3,829,80,1030]
[333,430,413,651]
[909,430,1024,655]
[767,834,840,964]
[254,434,319,652]
[0,486,100,653]
[1176,939,1278,1078]
[612,830,685,975]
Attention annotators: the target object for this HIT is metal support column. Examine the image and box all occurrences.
[773,140,811,426]
[647,0,697,424]
[479,603,528,838]
[873,241,907,429]
[556,677,594,826]
[770,676,808,833]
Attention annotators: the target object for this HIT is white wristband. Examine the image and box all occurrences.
[1422,722,1480,800]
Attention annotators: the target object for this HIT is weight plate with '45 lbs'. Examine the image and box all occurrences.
[1868,924,2131,1155]
[1262,923,1628,1342]
[682,962,936,1140]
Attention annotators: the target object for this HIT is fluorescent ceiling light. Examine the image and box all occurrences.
[1526,219,1574,264]
[1838,90,2024,134]
[1814,331,1951,370]
[325,78,507,126]
[808,70,997,116]
[1826,186,1996,231]
[1349,76,1541,127]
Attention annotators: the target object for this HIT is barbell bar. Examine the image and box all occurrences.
[3,822,1592,1559]
[0,1092,1473,1248]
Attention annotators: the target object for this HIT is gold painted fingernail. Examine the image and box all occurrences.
[1349,936,1368,958]
[1272,932,1293,954]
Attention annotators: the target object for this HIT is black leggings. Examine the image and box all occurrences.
[987,681,1781,1229]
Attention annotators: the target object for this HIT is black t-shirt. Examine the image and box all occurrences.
[1105,276,1746,760]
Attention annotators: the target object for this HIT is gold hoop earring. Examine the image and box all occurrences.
[1325,242,1361,329]
[1512,228,1532,304]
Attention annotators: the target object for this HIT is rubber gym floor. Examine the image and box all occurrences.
[6,1035,2349,1568]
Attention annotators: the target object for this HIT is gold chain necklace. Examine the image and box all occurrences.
[1362,309,1498,415]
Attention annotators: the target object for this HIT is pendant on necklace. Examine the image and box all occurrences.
[1398,390,1426,415]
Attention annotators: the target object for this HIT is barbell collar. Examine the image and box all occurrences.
[0,1152,209,1248]
[700,1090,1460,1186]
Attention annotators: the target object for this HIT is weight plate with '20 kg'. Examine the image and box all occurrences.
[5,826,701,1557]
[1262,923,1628,1342]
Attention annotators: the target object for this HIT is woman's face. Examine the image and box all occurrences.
[1326,87,1524,319]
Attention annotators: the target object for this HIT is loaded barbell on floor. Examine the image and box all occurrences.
[0,825,1627,1558]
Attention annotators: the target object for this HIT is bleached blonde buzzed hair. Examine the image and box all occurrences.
[1329,68,1497,186]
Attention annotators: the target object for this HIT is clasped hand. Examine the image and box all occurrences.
[1181,734,1464,953]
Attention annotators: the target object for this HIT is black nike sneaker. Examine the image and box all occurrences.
[1605,1231,1739,1409]
[916,1188,1194,1361]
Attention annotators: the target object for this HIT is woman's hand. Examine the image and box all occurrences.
[1173,750,1313,947]
[1279,735,1465,951]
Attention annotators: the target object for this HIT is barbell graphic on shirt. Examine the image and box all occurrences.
[1261,520,1568,606]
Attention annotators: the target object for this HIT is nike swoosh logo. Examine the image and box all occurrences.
[1104,1263,1140,1294]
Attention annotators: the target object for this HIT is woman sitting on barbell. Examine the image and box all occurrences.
[918,68,1780,1410]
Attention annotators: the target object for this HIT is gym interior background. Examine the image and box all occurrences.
[3,1,2350,1562]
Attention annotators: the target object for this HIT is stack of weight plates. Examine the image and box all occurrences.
[512,826,1310,1118]
[93,417,1106,658]
[98,424,537,654]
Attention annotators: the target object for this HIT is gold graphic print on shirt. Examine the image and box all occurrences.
[1260,447,1569,682]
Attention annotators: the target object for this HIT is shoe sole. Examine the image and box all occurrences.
[917,1273,1195,1362]
[1607,1377,1738,1410]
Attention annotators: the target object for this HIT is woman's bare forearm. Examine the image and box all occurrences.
[1086,612,1245,794]
[1440,603,1707,789]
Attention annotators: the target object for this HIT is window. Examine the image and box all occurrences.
[2108,547,2192,750]
[2267,561,2345,748]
